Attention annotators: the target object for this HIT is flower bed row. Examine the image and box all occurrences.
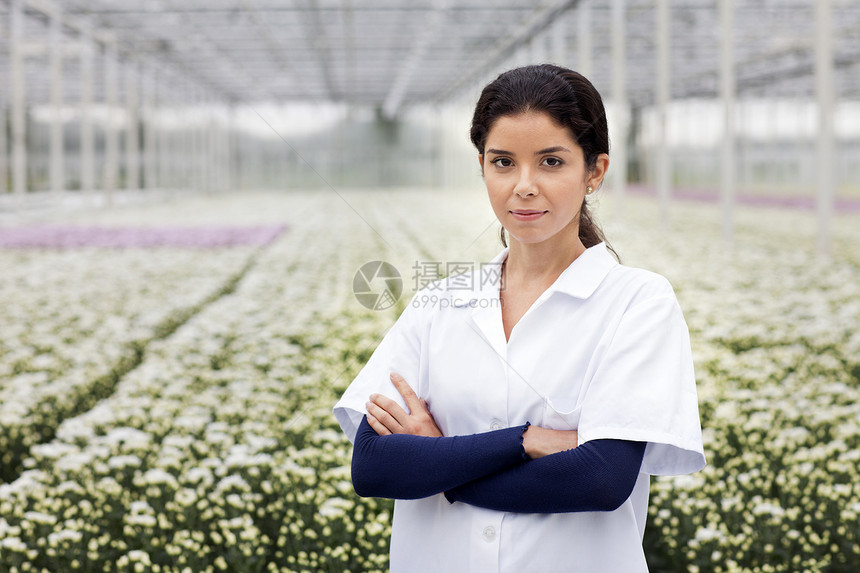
[1,190,858,572]
[0,244,262,483]
[0,196,410,572]
[603,199,860,572]
[0,223,285,249]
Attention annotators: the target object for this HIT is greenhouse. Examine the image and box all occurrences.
[1,1,858,572]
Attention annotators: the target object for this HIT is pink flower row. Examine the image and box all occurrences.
[0,224,287,249]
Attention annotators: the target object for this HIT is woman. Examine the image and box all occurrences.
[333,64,705,572]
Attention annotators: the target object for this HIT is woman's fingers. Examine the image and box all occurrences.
[367,393,409,432]
[366,373,444,437]
[389,372,421,412]
[370,391,409,422]
[366,412,391,436]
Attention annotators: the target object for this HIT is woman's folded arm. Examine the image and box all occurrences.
[444,438,646,513]
[351,415,530,499]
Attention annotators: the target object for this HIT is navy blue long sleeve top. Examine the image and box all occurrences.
[351,415,646,513]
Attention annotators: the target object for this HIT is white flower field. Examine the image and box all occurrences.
[0,189,858,572]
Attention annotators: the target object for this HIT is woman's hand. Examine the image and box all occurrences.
[522,425,578,459]
[366,373,443,437]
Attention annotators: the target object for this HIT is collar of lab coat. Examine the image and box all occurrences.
[448,242,617,309]
[545,242,618,299]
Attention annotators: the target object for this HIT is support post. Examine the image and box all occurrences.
[611,0,627,207]
[815,0,835,255]
[80,27,94,198]
[194,93,204,192]
[143,69,158,191]
[11,0,27,201]
[0,104,7,194]
[210,111,219,193]
[226,105,235,192]
[577,0,592,79]
[655,0,671,229]
[719,0,736,242]
[50,8,65,198]
[205,99,213,193]
[125,64,140,191]
[530,33,547,64]
[183,85,193,191]
[103,42,119,205]
[551,12,567,65]
[198,96,206,192]
[158,89,170,193]
[186,96,195,192]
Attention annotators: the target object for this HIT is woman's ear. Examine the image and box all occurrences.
[587,153,610,189]
[478,154,484,168]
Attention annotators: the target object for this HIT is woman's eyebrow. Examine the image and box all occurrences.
[486,146,571,155]
[535,146,571,155]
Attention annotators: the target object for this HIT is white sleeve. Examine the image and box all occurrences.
[577,291,706,476]
[333,296,426,443]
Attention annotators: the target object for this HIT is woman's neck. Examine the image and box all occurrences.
[504,232,586,288]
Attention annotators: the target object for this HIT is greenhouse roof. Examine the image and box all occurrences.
[1,0,859,112]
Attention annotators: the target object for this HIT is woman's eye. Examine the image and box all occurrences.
[542,157,563,167]
[491,157,513,168]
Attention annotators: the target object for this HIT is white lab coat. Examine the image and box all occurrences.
[334,242,706,573]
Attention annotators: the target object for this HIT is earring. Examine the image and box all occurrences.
[586,186,594,195]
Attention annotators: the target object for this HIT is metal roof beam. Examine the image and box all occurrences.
[295,0,339,100]
[17,0,232,104]
[236,0,297,85]
[435,0,580,104]
[382,0,451,119]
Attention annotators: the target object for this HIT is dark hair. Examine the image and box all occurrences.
[470,64,617,260]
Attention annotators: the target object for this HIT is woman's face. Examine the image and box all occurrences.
[481,111,606,248]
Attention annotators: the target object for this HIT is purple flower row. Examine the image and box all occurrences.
[627,184,860,212]
[0,224,287,249]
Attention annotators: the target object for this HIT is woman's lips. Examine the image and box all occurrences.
[510,209,546,221]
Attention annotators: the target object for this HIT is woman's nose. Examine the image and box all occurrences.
[514,171,538,197]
